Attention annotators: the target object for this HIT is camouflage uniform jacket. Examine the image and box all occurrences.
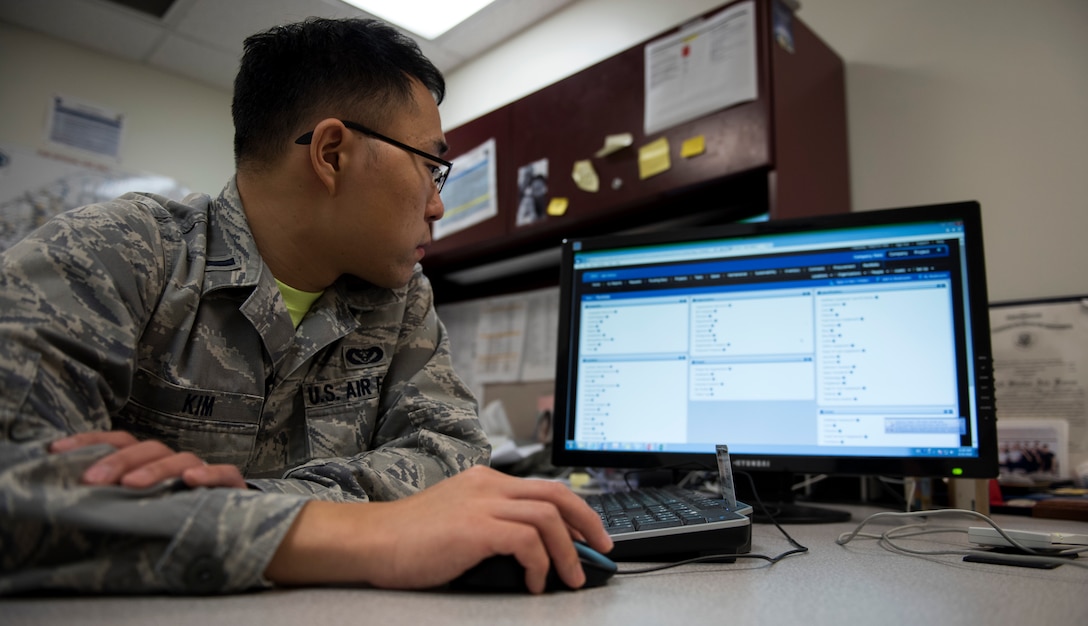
[0,178,489,595]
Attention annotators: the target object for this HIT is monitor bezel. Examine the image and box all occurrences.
[551,201,998,479]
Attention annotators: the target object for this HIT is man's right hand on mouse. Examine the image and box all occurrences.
[263,465,613,594]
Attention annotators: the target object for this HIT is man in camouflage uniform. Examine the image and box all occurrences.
[0,18,610,595]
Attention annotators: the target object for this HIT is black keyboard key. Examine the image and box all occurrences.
[633,517,684,531]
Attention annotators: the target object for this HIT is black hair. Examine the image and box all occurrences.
[232,17,445,169]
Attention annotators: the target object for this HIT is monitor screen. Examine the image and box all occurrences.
[552,201,997,482]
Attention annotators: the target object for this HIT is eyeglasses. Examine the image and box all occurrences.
[294,120,452,193]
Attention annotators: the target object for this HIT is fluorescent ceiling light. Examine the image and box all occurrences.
[340,0,499,40]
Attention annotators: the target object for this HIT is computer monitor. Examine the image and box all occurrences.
[552,201,997,521]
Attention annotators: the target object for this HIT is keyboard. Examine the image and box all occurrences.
[583,485,752,561]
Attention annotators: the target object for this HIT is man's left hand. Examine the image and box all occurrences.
[50,431,247,489]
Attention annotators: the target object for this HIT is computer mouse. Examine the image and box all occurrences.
[449,541,617,593]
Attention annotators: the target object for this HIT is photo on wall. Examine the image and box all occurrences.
[515,158,549,227]
[997,418,1068,484]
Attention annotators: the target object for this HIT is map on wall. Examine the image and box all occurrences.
[0,142,189,251]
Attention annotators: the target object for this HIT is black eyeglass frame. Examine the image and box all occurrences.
[294,120,452,193]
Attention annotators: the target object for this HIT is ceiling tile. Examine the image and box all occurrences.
[147,32,239,90]
[172,0,364,56]
[436,0,573,58]
[0,0,166,61]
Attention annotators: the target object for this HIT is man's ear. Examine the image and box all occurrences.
[307,119,349,196]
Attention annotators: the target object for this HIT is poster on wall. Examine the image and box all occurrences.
[0,142,189,251]
[46,94,125,160]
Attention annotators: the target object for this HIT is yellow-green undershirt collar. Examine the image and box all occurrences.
[274,278,324,328]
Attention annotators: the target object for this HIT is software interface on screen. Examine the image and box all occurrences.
[562,217,983,462]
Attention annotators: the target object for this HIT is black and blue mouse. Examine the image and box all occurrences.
[449,541,617,593]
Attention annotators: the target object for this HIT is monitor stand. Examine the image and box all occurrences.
[738,471,852,524]
[750,499,851,524]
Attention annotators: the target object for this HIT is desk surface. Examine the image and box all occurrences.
[5,504,1087,626]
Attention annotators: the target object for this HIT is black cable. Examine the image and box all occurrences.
[616,548,808,575]
[734,469,809,554]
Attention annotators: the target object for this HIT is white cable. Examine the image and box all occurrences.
[836,508,1088,570]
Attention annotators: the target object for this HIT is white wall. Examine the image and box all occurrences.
[0,21,234,194]
[444,0,1088,303]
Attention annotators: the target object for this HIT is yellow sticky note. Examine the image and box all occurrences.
[546,197,569,216]
[638,137,671,180]
[571,159,600,193]
[595,133,634,158]
[681,135,706,158]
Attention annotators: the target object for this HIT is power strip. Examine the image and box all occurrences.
[968,526,1088,549]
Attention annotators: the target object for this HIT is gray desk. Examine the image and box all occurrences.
[4,504,1087,626]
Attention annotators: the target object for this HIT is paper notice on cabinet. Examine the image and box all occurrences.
[644,0,757,135]
[433,137,497,240]
[520,288,560,381]
[435,299,483,402]
[990,298,1088,467]
[437,287,560,387]
[473,296,529,384]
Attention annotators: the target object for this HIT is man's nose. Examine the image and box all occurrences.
[426,189,445,222]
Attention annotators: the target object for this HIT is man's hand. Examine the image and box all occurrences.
[50,431,246,489]
[264,465,613,594]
